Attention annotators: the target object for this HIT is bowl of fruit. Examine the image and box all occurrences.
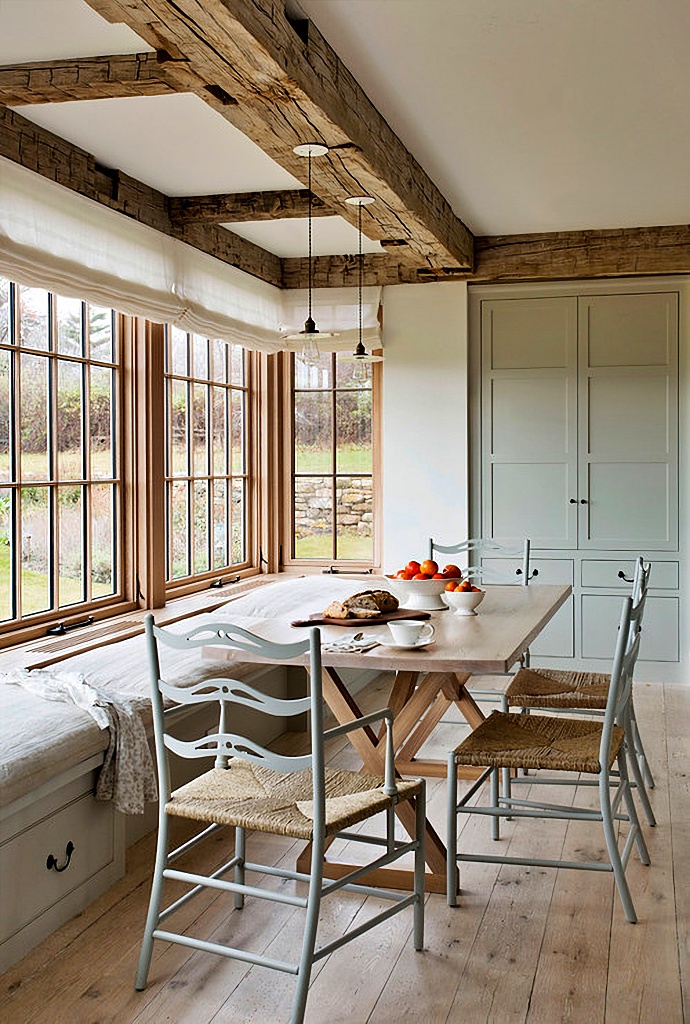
[385,559,464,610]
[442,580,485,616]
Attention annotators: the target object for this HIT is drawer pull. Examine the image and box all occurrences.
[617,571,634,584]
[515,568,539,580]
[46,841,75,873]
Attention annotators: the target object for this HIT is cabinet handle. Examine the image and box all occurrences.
[46,841,75,873]
[580,499,588,504]
[618,571,634,583]
[569,498,577,504]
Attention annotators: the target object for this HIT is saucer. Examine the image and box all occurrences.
[377,636,435,651]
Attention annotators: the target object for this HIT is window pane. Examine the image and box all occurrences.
[231,390,244,474]
[169,480,189,579]
[0,277,9,345]
[19,287,49,351]
[193,480,209,573]
[90,365,114,479]
[170,379,188,476]
[20,353,49,481]
[192,335,208,380]
[231,344,244,385]
[0,348,11,482]
[89,306,114,361]
[212,478,227,569]
[212,387,227,475]
[295,392,332,473]
[170,327,188,375]
[294,477,332,559]
[336,390,372,473]
[91,483,115,596]
[56,296,83,356]
[336,477,373,561]
[57,360,83,480]
[192,384,208,475]
[58,484,84,606]
[212,339,228,383]
[21,485,51,614]
[0,486,13,621]
[231,478,245,564]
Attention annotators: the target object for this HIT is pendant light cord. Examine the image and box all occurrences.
[307,151,313,323]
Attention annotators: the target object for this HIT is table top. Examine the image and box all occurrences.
[203,583,571,674]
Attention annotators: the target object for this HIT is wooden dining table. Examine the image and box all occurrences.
[203,582,571,895]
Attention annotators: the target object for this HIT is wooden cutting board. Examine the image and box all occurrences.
[291,608,431,627]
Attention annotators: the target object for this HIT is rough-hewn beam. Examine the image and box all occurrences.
[468,225,690,283]
[87,0,474,271]
[282,254,421,289]
[169,190,334,224]
[0,52,182,105]
[0,105,282,288]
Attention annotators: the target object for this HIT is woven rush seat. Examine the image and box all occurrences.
[453,709,624,774]
[167,763,422,840]
[505,667,611,709]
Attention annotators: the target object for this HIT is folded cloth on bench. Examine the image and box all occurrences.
[1,669,157,815]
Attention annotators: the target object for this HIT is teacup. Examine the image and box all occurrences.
[387,620,435,646]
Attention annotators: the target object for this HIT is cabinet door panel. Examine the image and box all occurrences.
[587,373,671,457]
[581,594,679,661]
[583,292,677,367]
[482,297,578,549]
[585,462,674,547]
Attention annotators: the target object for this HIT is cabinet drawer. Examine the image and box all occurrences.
[581,559,679,590]
[481,557,574,585]
[581,594,679,662]
[0,785,117,942]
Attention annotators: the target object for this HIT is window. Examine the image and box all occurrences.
[290,351,378,564]
[164,327,250,584]
[0,278,121,625]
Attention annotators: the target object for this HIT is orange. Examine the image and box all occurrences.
[419,559,438,576]
[444,581,458,592]
[406,560,421,575]
[442,564,462,579]
[413,572,431,580]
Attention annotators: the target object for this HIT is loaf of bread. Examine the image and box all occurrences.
[322,589,399,619]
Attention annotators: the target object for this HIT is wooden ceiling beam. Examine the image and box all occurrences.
[0,105,283,288]
[86,0,475,271]
[0,52,182,105]
[169,190,335,225]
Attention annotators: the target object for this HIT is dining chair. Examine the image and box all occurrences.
[502,557,656,827]
[136,615,426,1024]
[446,590,650,923]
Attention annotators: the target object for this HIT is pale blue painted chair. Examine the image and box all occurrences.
[446,588,650,923]
[136,615,425,1024]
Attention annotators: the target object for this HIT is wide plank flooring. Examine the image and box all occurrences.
[0,680,687,1024]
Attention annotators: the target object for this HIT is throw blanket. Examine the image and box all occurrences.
[1,669,157,814]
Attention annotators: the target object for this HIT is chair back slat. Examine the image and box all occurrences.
[428,536,534,585]
[164,732,313,774]
[600,579,647,768]
[158,675,312,717]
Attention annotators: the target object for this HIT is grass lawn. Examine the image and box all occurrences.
[294,533,373,560]
[0,543,111,620]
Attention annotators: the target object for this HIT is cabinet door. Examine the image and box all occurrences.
[481,297,578,548]
[581,593,679,662]
[578,293,679,551]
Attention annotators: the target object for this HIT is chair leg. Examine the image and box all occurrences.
[626,727,656,827]
[619,747,650,866]
[234,826,246,909]
[291,832,325,1024]
[599,770,637,924]
[135,811,170,990]
[490,768,500,841]
[414,785,426,951]
[630,698,655,789]
[447,752,458,907]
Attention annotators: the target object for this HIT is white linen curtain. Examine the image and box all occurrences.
[0,158,383,353]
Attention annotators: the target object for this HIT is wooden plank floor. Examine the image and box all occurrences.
[0,680,687,1024]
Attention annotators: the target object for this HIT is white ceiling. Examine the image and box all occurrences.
[2,0,689,256]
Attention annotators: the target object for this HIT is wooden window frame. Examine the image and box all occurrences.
[280,350,382,573]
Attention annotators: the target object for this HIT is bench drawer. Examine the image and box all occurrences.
[0,771,120,954]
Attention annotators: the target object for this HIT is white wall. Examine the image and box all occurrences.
[381,281,469,572]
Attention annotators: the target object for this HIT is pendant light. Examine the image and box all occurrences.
[344,195,383,381]
[286,143,338,366]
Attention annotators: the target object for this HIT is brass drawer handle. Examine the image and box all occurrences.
[46,841,75,873]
